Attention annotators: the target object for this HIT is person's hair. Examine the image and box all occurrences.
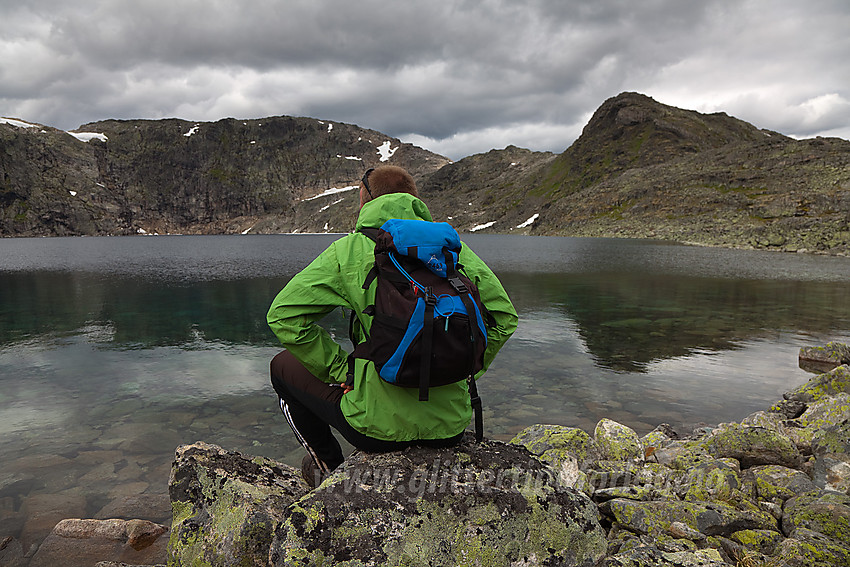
[364,166,418,200]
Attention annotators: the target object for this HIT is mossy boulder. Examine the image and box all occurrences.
[677,459,742,503]
[729,528,784,555]
[798,392,850,430]
[270,436,607,566]
[773,527,850,567]
[594,419,644,463]
[813,421,850,456]
[741,464,816,504]
[655,439,713,471]
[787,392,850,453]
[509,423,601,471]
[704,424,801,469]
[782,490,850,541]
[167,441,309,567]
[603,545,727,566]
[786,364,850,403]
[741,409,786,432]
[510,423,599,494]
[640,424,678,457]
[599,498,776,538]
[799,343,850,373]
[811,421,850,493]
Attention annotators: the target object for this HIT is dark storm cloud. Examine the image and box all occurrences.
[1,0,848,159]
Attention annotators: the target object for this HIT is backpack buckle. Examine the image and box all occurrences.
[448,276,467,293]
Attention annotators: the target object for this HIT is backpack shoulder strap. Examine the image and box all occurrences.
[358,226,381,242]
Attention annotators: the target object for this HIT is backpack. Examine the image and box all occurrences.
[346,218,488,440]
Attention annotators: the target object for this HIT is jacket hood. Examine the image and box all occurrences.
[355,192,433,231]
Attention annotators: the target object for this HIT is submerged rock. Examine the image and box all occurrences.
[29,518,168,567]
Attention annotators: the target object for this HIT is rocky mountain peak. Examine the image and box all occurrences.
[542,92,787,197]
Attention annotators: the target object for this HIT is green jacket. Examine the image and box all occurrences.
[267,192,517,441]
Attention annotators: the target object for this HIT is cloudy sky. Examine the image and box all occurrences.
[2,0,849,160]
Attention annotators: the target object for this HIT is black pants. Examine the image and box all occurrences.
[270,350,463,472]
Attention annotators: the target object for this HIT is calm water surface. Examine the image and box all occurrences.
[1,234,849,544]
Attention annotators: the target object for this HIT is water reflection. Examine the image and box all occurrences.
[495,271,850,371]
[5,269,849,373]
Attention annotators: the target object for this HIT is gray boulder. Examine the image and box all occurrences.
[270,435,608,566]
[811,421,850,493]
[703,424,802,469]
[599,498,776,538]
[167,441,309,567]
[782,490,850,540]
[167,437,607,567]
[785,364,850,403]
[799,342,850,373]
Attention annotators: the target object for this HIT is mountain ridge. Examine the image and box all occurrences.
[2,93,849,255]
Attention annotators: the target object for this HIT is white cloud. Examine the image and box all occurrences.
[0,0,848,158]
[402,120,586,160]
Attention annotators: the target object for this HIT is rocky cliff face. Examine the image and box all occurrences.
[3,93,849,255]
[0,116,449,236]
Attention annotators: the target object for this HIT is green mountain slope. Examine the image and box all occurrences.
[419,93,850,255]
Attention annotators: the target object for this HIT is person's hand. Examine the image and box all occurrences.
[339,383,353,394]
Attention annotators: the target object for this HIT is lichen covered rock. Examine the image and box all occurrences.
[167,441,309,567]
[270,436,607,567]
[163,342,850,566]
[799,343,850,373]
[509,423,601,471]
[602,545,728,566]
[741,464,816,504]
[729,528,784,555]
[704,423,801,469]
[595,419,645,463]
[600,498,776,538]
[678,459,742,503]
[772,527,850,567]
[782,490,850,541]
[786,364,850,403]
[811,421,850,493]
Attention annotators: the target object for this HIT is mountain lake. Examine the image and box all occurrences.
[1,233,849,544]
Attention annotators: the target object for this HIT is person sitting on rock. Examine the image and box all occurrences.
[267,165,517,487]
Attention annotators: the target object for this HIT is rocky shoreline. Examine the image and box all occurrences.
[3,343,849,566]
